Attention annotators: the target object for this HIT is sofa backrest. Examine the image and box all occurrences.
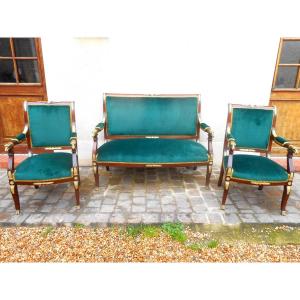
[104,94,199,138]
[229,104,275,151]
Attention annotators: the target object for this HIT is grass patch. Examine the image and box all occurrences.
[207,240,219,248]
[41,226,54,237]
[126,225,160,238]
[74,223,85,229]
[142,226,160,238]
[162,223,187,243]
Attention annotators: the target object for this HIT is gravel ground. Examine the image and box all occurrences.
[1,225,300,262]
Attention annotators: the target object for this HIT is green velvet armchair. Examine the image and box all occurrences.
[5,101,80,214]
[218,104,297,215]
[92,93,213,187]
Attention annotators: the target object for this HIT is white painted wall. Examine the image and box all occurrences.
[16,0,300,165]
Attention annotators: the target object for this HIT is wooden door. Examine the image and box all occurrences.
[0,38,47,153]
[270,38,300,155]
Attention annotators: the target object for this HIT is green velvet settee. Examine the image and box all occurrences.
[92,93,213,186]
[218,104,297,215]
[5,102,80,214]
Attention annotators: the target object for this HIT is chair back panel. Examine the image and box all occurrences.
[230,107,274,150]
[27,104,72,147]
[105,95,199,137]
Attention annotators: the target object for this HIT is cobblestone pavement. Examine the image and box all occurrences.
[0,167,299,226]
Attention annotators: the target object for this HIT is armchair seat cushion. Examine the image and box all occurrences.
[15,153,73,181]
[224,154,288,182]
[97,138,208,164]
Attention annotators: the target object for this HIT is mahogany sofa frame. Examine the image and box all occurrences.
[5,101,80,214]
[93,93,213,187]
[218,104,296,215]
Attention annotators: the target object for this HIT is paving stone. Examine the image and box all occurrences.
[207,213,224,224]
[132,205,146,213]
[177,213,192,223]
[133,197,146,205]
[109,213,126,224]
[161,213,176,222]
[223,213,241,225]
[239,213,258,223]
[100,205,115,213]
[86,200,102,208]
[191,213,208,223]
[24,214,45,225]
[142,213,160,223]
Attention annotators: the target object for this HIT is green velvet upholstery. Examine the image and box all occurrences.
[223,154,288,182]
[28,105,72,147]
[15,153,73,181]
[96,122,105,130]
[275,136,288,145]
[231,108,274,150]
[200,123,210,131]
[97,138,208,163]
[15,133,26,142]
[105,96,198,136]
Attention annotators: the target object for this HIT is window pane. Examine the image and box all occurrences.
[0,59,16,82]
[0,38,12,57]
[17,60,40,83]
[13,38,37,57]
[280,41,300,64]
[275,66,298,88]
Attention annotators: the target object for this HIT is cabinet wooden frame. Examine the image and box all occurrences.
[92,93,213,187]
[6,101,80,214]
[218,104,296,215]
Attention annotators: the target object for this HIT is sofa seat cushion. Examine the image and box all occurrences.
[97,138,208,164]
[223,154,288,182]
[15,153,73,181]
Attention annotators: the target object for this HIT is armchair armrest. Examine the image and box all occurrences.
[92,119,105,139]
[273,135,298,154]
[5,132,27,152]
[70,132,77,150]
[200,122,213,137]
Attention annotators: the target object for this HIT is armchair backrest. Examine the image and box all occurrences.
[25,102,75,149]
[227,104,276,152]
[104,93,200,139]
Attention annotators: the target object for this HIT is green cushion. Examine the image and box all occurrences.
[106,96,198,136]
[15,153,73,181]
[223,154,288,182]
[28,105,72,147]
[97,138,208,163]
[231,108,274,150]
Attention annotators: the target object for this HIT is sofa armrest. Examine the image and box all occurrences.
[226,132,236,152]
[92,119,105,139]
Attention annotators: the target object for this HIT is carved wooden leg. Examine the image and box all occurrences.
[106,166,110,171]
[221,177,230,210]
[281,185,290,216]
[205,163,212,188]
[93,163,99,187]
[218,164,224,186]
[258,185,263,190]
[10,183,20,214]
[73,167,80,208]
[73,180,80,208]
